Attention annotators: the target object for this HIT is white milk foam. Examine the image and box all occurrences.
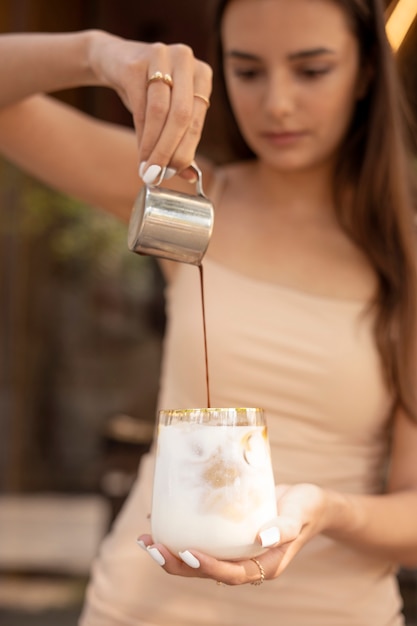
[151,422,277,560]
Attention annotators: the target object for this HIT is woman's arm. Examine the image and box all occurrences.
[0,95,139,221]
[324,407,417,567]
[0,31,101,107]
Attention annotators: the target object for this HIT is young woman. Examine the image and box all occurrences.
[0,0,417,624]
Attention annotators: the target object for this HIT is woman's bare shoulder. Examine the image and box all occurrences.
[201,158,256,194]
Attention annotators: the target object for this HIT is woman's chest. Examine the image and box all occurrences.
[163,262,392,444]
[208,200,377,302]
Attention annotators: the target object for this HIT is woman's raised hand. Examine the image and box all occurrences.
[88,31,213,182]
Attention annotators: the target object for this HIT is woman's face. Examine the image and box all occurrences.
[221,0,366,173]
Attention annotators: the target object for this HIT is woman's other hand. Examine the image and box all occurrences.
[137,483,330,585]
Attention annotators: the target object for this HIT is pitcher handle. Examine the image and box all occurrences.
[152,162,207,198]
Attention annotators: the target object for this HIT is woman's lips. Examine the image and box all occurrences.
[261,131,306,146]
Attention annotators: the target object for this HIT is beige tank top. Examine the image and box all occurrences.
[81,169,405,626]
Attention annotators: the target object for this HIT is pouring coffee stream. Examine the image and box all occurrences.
[199,264,211,408]
[127,164,214,407]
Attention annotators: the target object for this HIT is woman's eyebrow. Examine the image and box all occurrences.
[225,47,336,62]
[288,47,336,60]
[225,50,262,62]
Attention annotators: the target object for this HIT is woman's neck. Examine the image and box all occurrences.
[252,159,338,225]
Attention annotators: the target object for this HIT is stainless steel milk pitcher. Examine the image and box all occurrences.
[127,164,214,265]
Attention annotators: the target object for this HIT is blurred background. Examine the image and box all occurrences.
[0,1,416,624]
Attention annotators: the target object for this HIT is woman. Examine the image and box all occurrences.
[1,0,417,624]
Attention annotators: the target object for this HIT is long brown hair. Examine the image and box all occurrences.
[208,0,417,420]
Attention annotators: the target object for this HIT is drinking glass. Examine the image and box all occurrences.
[151,407,277,560]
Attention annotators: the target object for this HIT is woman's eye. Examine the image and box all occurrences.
[233,68,262,81]
[298,67,331,79]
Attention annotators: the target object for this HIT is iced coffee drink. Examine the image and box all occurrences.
[151,408,277,560]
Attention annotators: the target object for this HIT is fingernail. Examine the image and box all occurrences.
[164,167,177,180]
[138,161,147,178]
[136,539,147,551]
[147,546,166,566]
[259,527,280,547]
[142,164,162,184]
[179,550,200,569]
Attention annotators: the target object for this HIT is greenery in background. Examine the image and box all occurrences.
[0,160,153,290]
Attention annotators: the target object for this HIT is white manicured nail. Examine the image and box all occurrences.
[259,526,280,547]
[142,164,162,184]
[147,546,166,566]
[138,161,147,178]
[139,163,175,181]
[164,167,177,180]
[179,550,200,569]
[136,539,147,551]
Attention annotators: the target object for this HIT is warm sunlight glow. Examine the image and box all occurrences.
[386,0,417,51]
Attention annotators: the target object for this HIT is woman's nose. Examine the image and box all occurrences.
[263,71,295,118]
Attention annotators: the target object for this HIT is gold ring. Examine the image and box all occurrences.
[216,580,224,586]
[250,558,265,586]
[147,71,173,89]
[193,93,210,108]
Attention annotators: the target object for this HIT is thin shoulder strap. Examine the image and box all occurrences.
[206,167,228,208]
